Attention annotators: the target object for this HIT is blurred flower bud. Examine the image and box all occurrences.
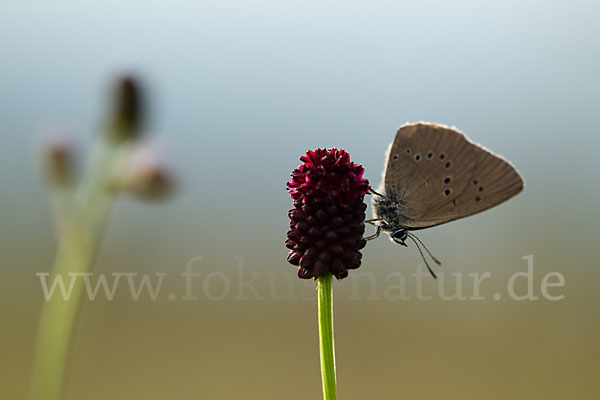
[41,135,77,189]
[108,76,144,142]
[120,141,175,201]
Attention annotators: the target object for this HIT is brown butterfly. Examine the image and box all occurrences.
[368,122,524,277]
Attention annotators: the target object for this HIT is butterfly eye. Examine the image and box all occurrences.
[445,162,451,168]
[406,148,411,154]
[393,154,398,160]
[478,186,484,192]
[427,152,433,159]
[439,153,446,160]
[473,179,479,185]
[391,229,408,244]
[444,177,451,184]
[475,196,482,202]
[415,154,421,161]
[444,188,452,196]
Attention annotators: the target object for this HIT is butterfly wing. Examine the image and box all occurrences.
[382,123,524,229]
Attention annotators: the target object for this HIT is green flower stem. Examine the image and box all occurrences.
[29,139,128,400]
[318,273,337,400]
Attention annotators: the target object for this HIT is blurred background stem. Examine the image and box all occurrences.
[29,138,130,400]
[318,274,337,400]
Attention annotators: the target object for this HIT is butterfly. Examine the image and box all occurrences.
[368,122,524,277]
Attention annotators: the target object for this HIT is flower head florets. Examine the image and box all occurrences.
[286,149,369,280]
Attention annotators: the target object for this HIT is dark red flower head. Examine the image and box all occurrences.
[286,149,370,280]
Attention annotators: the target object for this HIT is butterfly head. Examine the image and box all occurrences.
[390,229,408,246]
[368,188,441,278]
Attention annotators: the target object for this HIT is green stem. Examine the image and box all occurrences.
[318,273,337,400]
[29,140,128,400]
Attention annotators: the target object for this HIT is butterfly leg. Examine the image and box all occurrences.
[364,224,381,241]
[369,187,385,197]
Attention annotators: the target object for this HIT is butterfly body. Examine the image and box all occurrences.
[372,191,409,234]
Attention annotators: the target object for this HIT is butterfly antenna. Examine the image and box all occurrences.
[406,234,437,279]
[406,232,442,265]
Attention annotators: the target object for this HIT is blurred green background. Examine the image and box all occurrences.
[1,0,599,399]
